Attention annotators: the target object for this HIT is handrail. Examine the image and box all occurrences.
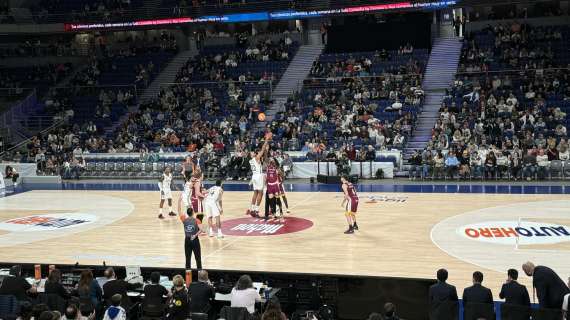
[0,119,64,158]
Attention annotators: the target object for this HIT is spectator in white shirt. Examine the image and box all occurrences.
[230,275,261,314]
[536,148,549,179]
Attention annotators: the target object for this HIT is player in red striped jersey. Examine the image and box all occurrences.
[340,176,359,234]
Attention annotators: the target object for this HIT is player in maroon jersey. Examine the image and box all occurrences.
[340,176,359,234]
[264,158,282,222]
[191,169,205,222]
[277,167,290,213]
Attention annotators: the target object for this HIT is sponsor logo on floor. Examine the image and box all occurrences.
[221,217,313,236]
[0,214,97,232]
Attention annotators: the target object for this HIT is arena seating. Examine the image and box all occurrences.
[414,23,570,180]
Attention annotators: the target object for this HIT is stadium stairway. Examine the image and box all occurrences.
[101,49,196,136]
[400,36,462,173]
[260,44,324,127]
[139,49,197,103]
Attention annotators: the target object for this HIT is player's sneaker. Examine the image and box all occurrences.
[344,226,354,234]
[286,209,291,213]
[353,222,359,230]
[158,214,165,219]
[168,211,176,217]
[208,228,214,237]
[217,231,224,239]
[245,209,251,216]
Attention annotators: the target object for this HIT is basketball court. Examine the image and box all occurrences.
[0,189,569,294]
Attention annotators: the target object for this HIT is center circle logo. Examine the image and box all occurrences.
[0,213,98,232]
[431,200,570,276]
[459,221,570,245]
[221,217,313,236]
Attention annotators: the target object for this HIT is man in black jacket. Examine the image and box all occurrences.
[463,271,494,304]
[523,261,570,309]
[499,269,530,306]
[428,268,458,320]
[462,271,494,320]
[102,267,141,310]
[0,265,36,301]
[188,270,215,314]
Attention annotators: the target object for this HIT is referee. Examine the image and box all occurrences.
[180,207,203,270]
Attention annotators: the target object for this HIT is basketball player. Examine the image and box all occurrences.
[179,172,193,214]
[191,169,205,222]
[247,138,270,217]
[340,176,359,234]
[158,167,176,219]
[277,166,290,213]
[204,179,224,238]
[265,158,282,222]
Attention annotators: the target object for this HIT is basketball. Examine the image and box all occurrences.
[258,112,266,121]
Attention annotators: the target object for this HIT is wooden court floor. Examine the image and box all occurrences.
[0,190,569,295]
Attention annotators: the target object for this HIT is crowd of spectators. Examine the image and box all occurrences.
[0,265,302,320]
[309,47,423,79]
[0,38,78,58]
[459,22,565,73]
[411,23,569,181]
[32,0,141,23]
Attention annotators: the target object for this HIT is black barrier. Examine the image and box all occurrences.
[0,262,435,320]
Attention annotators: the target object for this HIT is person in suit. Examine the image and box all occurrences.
[428,268,458,320]
[499,269,530,307]
[188,270,215,314]
[523,262,570,309]
[462,271,494,320]
[463,271,493,304]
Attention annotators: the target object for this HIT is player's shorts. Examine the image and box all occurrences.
[191,197,203,213]
[346,197,359,213]
[160,188,173,200]
[251,173,264,191]
[267,182,280,195]
[204,201,221,218]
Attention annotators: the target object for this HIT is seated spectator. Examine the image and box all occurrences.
[103,294,126,320]
[230,275,261,314]
[102,267,140,309]
[76,270,102,309]
[188,270,215,314]
[383,302,400,320]
[445,151,460,179]
[522,150,537,180]
[62,304,79,320]
[536,149,549,179]
[167,275,189,320]
[0,265,36,301]
[262,298,287,320]
[17,301,33,320]
[408,150,422,179]
[143,271,168,307]
[45,269,70,300]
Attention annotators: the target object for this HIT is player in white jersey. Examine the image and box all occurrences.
[180,171,192,214]
[247,137,270,217]
[158,167,176,219]
[204,179,224,238]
